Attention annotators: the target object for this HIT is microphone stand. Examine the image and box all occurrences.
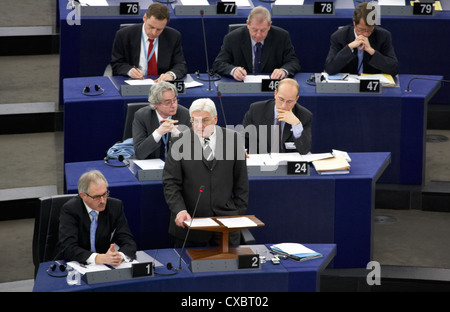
[405,77,450,92]
[200,10,213,91]
[177,185,205,270]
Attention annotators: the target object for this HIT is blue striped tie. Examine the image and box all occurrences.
[90,210,97,252]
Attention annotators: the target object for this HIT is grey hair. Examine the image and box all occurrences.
[189,98,217,118]
[248,6,271,25]
[78,170,108,194]
[148,81,178,110]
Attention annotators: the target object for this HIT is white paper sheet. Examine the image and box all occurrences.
[216,216,258,228]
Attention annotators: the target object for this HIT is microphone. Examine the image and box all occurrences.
[405,77,450,92]
[177,185,205,270]
[217,91,227,126]
[195,11,222,89]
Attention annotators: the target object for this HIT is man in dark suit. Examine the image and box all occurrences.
[57,170,136,265]
[163,98,248,247]
[242,78,312,155]
[133,81,191,160]
[324,2,398,76]
[110,3,187,81]
[212,6,300,81]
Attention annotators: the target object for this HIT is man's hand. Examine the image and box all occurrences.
[233,67,247,81]
[130,67,144,79]
[271,68,287,80]
[276,108,300,126]
[95,244,123,266]
[156,119,179,136]
[155,73,175,82]
[175,211,191,228]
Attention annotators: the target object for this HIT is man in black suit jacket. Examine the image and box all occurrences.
[111,3,187,81]
[163,98,248,247]
[242,78,312,155]
[324,2,398,76]
[213,6,300,81]
[57,170,136,265]
[133,81,191,160]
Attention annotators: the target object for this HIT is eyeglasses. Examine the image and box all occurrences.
[85,190,110,201]
[159,97,178,106]
[276,95,297,106]
[355,25,374,35]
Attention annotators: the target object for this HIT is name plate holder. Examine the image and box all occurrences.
[380,2,435,16]
[78,0,152,17]
[271,2,335,16]
[184,215,264,273]
[314,73,382,94]
[172,0,241,16]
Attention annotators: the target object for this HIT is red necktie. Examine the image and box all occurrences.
[147,39,157,76]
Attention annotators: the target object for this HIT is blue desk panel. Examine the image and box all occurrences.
[33,244,336,292]
[65,152,390,268]
[58,0,450,104]
[63,73,439,185]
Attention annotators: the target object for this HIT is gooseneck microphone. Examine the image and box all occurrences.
[405,77,450,92]
[177,185,205,270]
[200,10,213,91]
[217,91,227,126]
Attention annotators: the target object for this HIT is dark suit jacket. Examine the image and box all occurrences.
[212,25,301,77]
[111,23,188,78]
[162,127,249,244]
[132,105,191,160]
[57,196,137,263]
[242,99,313,155]
[324,25,398,76]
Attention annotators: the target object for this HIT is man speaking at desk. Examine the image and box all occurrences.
[110,3,187,81]
[57,170,137,266]
[163,98,248,248]
[212,6,300,81]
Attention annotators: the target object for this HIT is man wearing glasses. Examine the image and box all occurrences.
[242,78,312,155]
[57,170,137,266]
[324,2,398,76]
[133,81,191,160]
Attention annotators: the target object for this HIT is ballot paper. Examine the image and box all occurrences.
[243,75,270,83]
[66,250,163,274]
[125,74,203,89]
[271,243,321,258]
[246,152,333,167]
[132,159,165,170]
[180,0,209,5]
[216,217,258,228]
[274,0,304,5]
[222,0,252,7]
[378,0,405,5]
[184,218,219,228]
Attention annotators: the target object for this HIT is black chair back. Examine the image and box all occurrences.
[32,194,76,277]
[122,103,148,141]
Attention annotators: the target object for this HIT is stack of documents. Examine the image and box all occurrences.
[312,155,350,175]
[270,243,322,261]
[185,216,259,228]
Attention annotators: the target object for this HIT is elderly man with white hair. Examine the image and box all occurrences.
[162,98,249,248]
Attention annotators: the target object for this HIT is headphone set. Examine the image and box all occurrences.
[47,261,68,277]
[82,84,104,96]
[104,155,130,167]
